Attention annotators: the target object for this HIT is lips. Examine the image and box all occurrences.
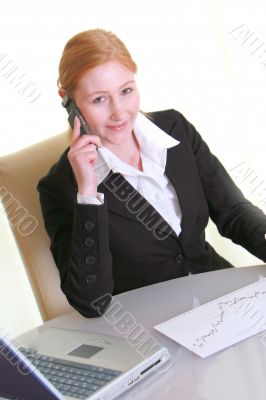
[107,121,128,131]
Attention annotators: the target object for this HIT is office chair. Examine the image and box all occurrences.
[0,133,74,321]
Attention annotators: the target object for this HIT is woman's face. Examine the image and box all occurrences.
[72,60,140,148]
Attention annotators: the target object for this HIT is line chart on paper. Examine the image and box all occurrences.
[154,278,266,357]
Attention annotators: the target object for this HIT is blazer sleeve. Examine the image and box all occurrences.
[172,110,266,262]
[37,158,114,318]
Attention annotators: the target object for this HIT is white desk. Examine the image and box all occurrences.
[12,265,266,399]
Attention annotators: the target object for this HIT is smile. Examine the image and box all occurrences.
[107,121,128,131]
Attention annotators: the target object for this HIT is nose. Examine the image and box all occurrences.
[109,97,124,121]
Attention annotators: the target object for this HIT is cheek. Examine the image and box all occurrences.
[83,108,105,129]
[131,92,140,112]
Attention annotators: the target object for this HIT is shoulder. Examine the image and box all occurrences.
[145,109,196,134]
[144,109,184,128]
[144,109,202,146]
[37,147,76,199]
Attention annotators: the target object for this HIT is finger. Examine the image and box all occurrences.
[81,135,102,149]
[71,116,81,145]
[68,145,99,163]
[71,132,103,151]
[69,145,99,159]
[68,150,98,169]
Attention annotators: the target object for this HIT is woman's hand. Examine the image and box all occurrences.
[67,116,102,197]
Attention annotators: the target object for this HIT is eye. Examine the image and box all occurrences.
[121,87,133,95]
[93,96,106,104]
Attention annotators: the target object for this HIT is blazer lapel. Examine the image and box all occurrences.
[165,144,189,239]
[148,114,190,240]
[98,172,179,241]
[163,118,209,242]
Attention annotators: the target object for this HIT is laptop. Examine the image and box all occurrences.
[0,327,170,400]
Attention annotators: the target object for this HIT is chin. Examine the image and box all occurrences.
[106,128,132,141]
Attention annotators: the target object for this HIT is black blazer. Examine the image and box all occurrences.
[37,109,266,317]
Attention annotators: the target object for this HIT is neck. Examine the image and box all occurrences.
[105,131,143,171]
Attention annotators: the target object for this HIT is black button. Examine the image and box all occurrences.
[85,255,96,265]
[84,220,95,232]
[85,273,97,283]
[84,237,95,248]
[176,254,184,264]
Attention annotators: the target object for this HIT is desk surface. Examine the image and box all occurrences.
[17,265,266,400]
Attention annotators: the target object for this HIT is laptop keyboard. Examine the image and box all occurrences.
[19,347,121,399]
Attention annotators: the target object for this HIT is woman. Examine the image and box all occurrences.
[37,28,266,318]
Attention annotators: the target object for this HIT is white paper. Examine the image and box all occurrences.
[154,278,266,358]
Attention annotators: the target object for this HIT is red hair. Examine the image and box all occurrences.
[57,28,137,95]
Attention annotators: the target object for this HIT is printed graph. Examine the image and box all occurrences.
[154,278,266,357]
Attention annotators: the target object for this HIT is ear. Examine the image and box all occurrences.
[58,88,66,98]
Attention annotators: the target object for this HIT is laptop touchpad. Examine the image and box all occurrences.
[68,344,103,359]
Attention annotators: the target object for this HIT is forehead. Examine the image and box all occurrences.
[75,60,135,95]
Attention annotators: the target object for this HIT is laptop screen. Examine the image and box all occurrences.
[0,337,61,400]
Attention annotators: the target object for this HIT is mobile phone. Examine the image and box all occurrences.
[61,95,91,135]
